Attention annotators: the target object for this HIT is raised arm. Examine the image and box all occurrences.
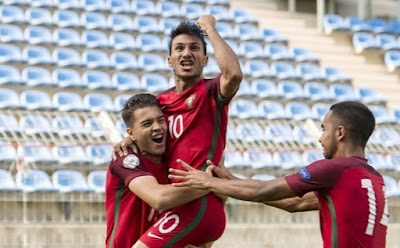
[197,15,243,97]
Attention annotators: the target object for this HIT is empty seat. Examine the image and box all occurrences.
[113,72,142,91]
[53,10,81,28]
[25,26,53,45]
[295,63,325,81]
[236,80,255,97]
[83,0,106,11]
[323,14,349,34]
[53,47,81,67]
[86,144,113,165]
[239,41,266,59]
[352,32,380,53]
[323,66,352,83]
[311,103,331,120]
[277,80,304,99]
[133,16,159,33]
[384,50,400,72]
[264,43,294,61]
[82,49,110,69]
[111,51,137,70]
[293,124,314,144]
[291,47,319,63]
[0,114,20,133]
[367,153,393,170]
[0,6,25,24]
[82,12,108,29]
[53,28,82,46]
[251,174,276,181]
[0,88,21,108]
[108,0,130,13]
[224,150,250,168]
[367,18,389,33]
[84,93,115,112]
[114,94,130,111]
[25,7,53,26]
[109,32,136,50]
[243,150,275,169]
[22,67,54,86]
[83,70,115,89]
[273,150,303,169]
[0,44,22,63]
[387,153,400,171]
[285,101,312,120]
[344,16,371,32]
[0,65,23,85]
[20,114,55,135]
[87,170,106,193]
[0,143,17,163]
[108,14,133,32]
[52,115,89,136]
[303,82,334,101]
[229,99,259,118]
[230,8,256,24]
[258,100,287,119]
[116,118,126,136]
[137,53,168,72]
[82,30,109,48]
[270,62,297,79]
[369,127,400,147]
[203,57,220,76]
[159,18,181,35]
[156,2,182,18]
[85,117,106,137]
[141,73,169,92]
[251,79,280,98]
[17,143,55,163]
[369,106,396,124]
[375,33,398,50]
[136,34,163,52]
[53,91,87,111]
[181,3,204,19]
[302,150,324,164]
[52,170,91,192]
[23,45,53,65]
[54,0,82,9]
[265,123,297,143]
[329,84,358,101]
[20,90,54,110]
[16,169,55,192]
[259,28,288,44]
[0,169,19,191]
[0,24,24,42]
[391,108,400,123]
[204,5,232,22]
[383,176,400,197]
[132,0,156,15]
[31,0,54,7]
[356,87,386,104]
[236,122,265,142]
[234,24,259,41]
[52,68,84,88]
[243,60,270,78]
[215,22,235,39]
[53,145,90,164]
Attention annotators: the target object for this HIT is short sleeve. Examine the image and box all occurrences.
[205,74,236,105]
[109,153,152,187]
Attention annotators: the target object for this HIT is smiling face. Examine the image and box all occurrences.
[319,111,338,159]
[127,106,167,163]
[167,34,208,81]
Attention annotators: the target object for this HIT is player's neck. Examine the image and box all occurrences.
[141,152,163,164]
[334,144,365,159]
[174,76,202,93]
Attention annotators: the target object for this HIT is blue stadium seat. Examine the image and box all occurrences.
[285,101,313,120]
[53,10,81,28]
[181,3,204,19]
[239,41,267,59]
[352,32,380,53]
[52,116,89,136]
[369,105,396,124]
[367,18,389,33]
[273,150,303,169]
[81,12,108,30]
[53,91,87,111]
[82,30,109,48]
[116,118,126,136]
[86,144,113,165]
[108,0,130,13]
[83,0,107,11]
[0,114,20,133]
[204,57,220,76]
[16,169,55,192]
[264,43,294,61]
[369,128,400,147]
[83,70,115,89]
[2,0,27,5]
[243,60,270,78]
[25,7,53,26]
[265,123,297,143]
[258,100,288,119]
[136,34,163,52]
[133,16,160,33]
[25,26,53,45]
[0,24,24,42]
[23,45,54,65]
[356,87,386,104]
[108,14,133,32]
[259,28,288,44]
[383,176,400,197]
[20,90,54,110]
[251,79,279,98]
[109,32,136,50]
[293,124,314,144]
[0,6,25,24]
[31,0,54,7]
[113,72,142,91]
[303,82,334,101]
[224,150,250,169]
[230,8,257,24]
[234,24,260,41]
[0,88,21,108]
[244,150,276,169]
[85,117,106,137]
[229,99,259,118]
[375,33,399,50]
[22,66,54,87]
[302,150,324,164]
[236,80,255,97]
[251,174,276,181]
[159,18,181,35]
[295,63,326,81]
[54,0,82,9]
[52,170,91,192]
[111,51,137,70]
[323,66,352,83]
[277,80,304,99]
[329,83,358,101]
[367,153,393,170]
[17,143,55,163]
[88,170,106,193]
[137,53,168,72]
[388,20,400,35]
[53,47,81,67]
[84,93,115,112]
[391,108,400,123]
[384,50,400,72]
[215,22,236,39]
[311,103,331,120]
[53,28,82,47]
[226,123,237,141]
[53,145,90,164]
[270,61,297,79]
[114,94,130,111]
[156,2,182,18]
[19,114,55,135]
[52,68,84,88]
[290,47,319,63]
[0,44,23,63]
[323,14,349,34]
[0,143,17,163]
[132,0,156,15]
[0,169,19,191]
[387,154,400,171]
[344,16,371,32]
[0,65,23,85]
[141,73,169,92]
[82,49,111,69]
[205,5,232,22]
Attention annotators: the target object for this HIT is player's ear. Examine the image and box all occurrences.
[336,125,346,141]
[126,128,136,141]
[202,55,208,67]
[167,56,172,67]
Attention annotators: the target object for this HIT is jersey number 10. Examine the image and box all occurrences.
[168,115,184,139]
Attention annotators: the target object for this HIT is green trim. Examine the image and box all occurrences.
[164,196,208,248]
[108,183,125,248]
[321,191,338,248]
[207,94,224,160]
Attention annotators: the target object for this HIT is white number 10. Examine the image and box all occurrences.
[168,115,183,139]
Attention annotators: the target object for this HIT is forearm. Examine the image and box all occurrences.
[155,185,208,210]
[263,192,318,213]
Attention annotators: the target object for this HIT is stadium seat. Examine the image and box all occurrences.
[17,143,55,163]
[53,10,81,28]
[391,108,400,123]
[239,41,267,59]
[204,57,220,76]
[243,60,271,78]
[323,14,349,34]
[258,100,287,119]
[20,90,54,110]
[270,62,297,79]
[205,5,232,22]
[226,123,237,141]
[388,20,400,35]
[88,170,106,193]
[53,28,82,47]
[53,145,90,164]
[215,22,236,39]
[375,33,399,50]
[116,118,126,136]
[344,16,371,32]
[273,150,303,169]
[20,114,55,135]
[83,0,107,11]
[367,153,394,170]
[369,105,396,124]
[52,170,91,192]
[52,68,84,88]
[24,26,53,45]
[0,65,23,85]
[181,3,204,19]
[134,16,160,33]
[367,18,389,33]
[293,124,314,144]
[0,24,24,43]
[141,73,169,92]
[22,67,54,86]
[25,7,53,26]
[235,122,265,142]
[86,144,113,165]
[23,45,53,65]
[230,8,257,24]
[0,114,20,133]
[84,93,115,112]
[356,87,386,104]
[0,169,19,191]
[303,82,334,101]
[277,80,304,99]
[159,18,181,35]
[285,101,313,120]
[83,70,115,90]
[114,94,130,111]
[229,99,259,118]
[311,103,331,120]
[236,80,256,97]
[291,47,319,63]
[0,6,25,24]
[265,123,297,143]
[264,43,294,61]
[323,66,352,83]
[85,117,106,137]
[0,88,21,109]
[82,30,109,48]
[329,84,358,101]
[53,91,87,111]
[16,169,55,192]
[53,115,89,136]
[54,0,82,9]
[259,28,288,44]
[352,32,380,53]
[136,34,163,52]
[383,175,400,197]
[113,72,142,91]
[233,24,260,41]
[108,0,130,13]
[224,150,250,168]
[244,150,276,169]
[108,14,133,32]
[251,79,279,98]
[82,49,111,69]
[109,32,136,50]
[110,52,137,70]
[132,0,156,15]
[384,50,400,72]
[302,150,324,165]
[53,47,81,67]
[156,2,182,18]
[82,12,108,30]
[31,0,54,7]
[251,174,276,181]
[295,63,326,82]
[137,53,168,72]
[0,143,17,163]
[369,127,400,147]
[0,44,23,63]
[387,153,400,171]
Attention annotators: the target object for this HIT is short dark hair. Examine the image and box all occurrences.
[121,94,160,128]
[168,19,207,55]
[329,101,375,148]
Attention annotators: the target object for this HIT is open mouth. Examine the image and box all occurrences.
[152,134,164,144]
[180,60,193,69]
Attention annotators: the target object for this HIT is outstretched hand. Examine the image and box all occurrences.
[111,137,137,161]
[169,159,216,190]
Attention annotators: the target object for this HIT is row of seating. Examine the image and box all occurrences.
[352,32,400,53]
[0,143,113,165]
[0,168,105,193]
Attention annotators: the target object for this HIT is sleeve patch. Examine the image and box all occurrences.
[123,154,140,169]
[299,168,312,181]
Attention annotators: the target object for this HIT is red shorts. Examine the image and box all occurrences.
[139,193,226,248]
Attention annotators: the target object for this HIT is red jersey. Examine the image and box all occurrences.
[285,156,388,248]
[105,151,169,248]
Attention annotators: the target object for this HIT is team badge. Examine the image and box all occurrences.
[185,94,196,109]
[299,168,312,181]
[123,154,140,169]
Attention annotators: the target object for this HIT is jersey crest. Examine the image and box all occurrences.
[185,93,196,109]
[123,154,140,169]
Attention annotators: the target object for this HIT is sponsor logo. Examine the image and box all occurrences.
[123,154,140,169]
[299,168,312,181]
[185,94,196,109]
[147,231,163,240]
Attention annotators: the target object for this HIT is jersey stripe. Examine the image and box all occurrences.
[108,183,125,248]
[207,94,224,160]
[321,191,338,248]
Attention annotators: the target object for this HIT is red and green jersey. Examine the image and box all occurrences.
[285,156,388,248]
[105,151,169,248]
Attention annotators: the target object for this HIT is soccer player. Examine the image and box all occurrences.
[170,101,389,248]
[106,94,210,248]
[113,15,243,247]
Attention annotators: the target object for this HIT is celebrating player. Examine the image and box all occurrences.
[170,101,389,248]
